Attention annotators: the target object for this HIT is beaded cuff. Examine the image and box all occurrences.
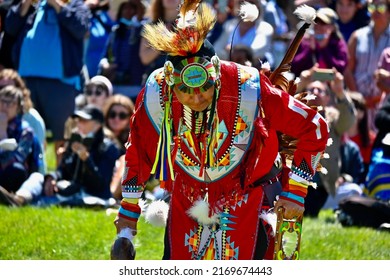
[122,185,144,199]
[118,200,141,222]
[279,191,304,207]
[279,176,310,207]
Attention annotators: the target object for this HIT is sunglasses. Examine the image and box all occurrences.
[367,3,387,14]
[108,111,129,120]
[307,87,327,95]
[85,87,105,97]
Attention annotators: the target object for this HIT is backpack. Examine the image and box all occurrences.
[364,147,390,201]
[337,195,390,228]
[336,147,390,228]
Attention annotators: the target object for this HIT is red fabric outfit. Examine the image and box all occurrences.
[119,61,329,259]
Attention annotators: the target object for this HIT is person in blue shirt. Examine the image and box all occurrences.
[5,0,90,167]
[98,0,147,102]
[84,0,115,78]
[333,0,370,42]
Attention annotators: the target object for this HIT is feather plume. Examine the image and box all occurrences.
[229,1,259,60]
[293,4,317,24]
[260,210,277,236]
[179,0,202,16]
[269,5,317,90]
[239,1,259,22]
[142,2,216,56]
[266,5,329,176]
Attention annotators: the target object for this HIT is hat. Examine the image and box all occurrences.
[72,104,104,124]
[90,75,113,95]
[315,7,338,24]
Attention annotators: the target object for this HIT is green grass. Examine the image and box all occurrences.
[45,141,57,172]
[0,206,388,260]
[0,206,164,260]
[9,141,384,260]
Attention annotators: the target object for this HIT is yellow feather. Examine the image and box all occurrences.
[179,0,202,15]
[142,2,216,56]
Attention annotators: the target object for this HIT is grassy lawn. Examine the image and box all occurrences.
[0,206,388,260]
[1,142,383,260]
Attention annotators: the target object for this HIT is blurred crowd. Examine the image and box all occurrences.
[0,0,388,229]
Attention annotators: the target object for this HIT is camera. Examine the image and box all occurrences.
[69,132,94,149]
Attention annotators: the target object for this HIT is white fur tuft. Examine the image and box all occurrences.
[322,153,330,159]
[327,137,333,147]
[304,93,317,101]
[117,227,134,242]
[239,1,259,22]
[260,210,277,236]
[187,200,219,225]
[261,61,271,71]
[144,200,169,227]
[293,5,317,24]
[139,198,148,213]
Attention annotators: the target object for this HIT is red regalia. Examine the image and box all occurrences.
[120,61,328,259]
[116,0,328,260]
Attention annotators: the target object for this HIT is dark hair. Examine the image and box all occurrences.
[231,44,254,64]
[150,0,165,23]
[115,1,138,38]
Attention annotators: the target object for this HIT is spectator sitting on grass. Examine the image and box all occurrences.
[0,68,47,174]
[0,105,120,208]
[0,85,43,196]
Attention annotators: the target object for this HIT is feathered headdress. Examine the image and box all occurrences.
[145,1,221,185]
[142,1,216,57]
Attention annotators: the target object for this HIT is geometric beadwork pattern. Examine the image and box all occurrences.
[311,152,322,170]
[218,152,230,167]
[240,68,252,84]
[185,227,200,254]
[184,206,242,260]
[145,65,260,183]
[292,158,313,181]
[234,114,248,136]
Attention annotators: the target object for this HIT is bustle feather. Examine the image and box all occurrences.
[269,5,316,92]
[265,5,328,173]
[142,1,216,56]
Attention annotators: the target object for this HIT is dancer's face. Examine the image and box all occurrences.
[174,85,215,112]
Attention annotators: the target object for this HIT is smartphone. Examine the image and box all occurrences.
[312,69,335,82]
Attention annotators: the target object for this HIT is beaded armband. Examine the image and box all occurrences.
[280,159,314,206]
[121,175,144,199]
[118,199,141,222]
[119,175,144,221]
